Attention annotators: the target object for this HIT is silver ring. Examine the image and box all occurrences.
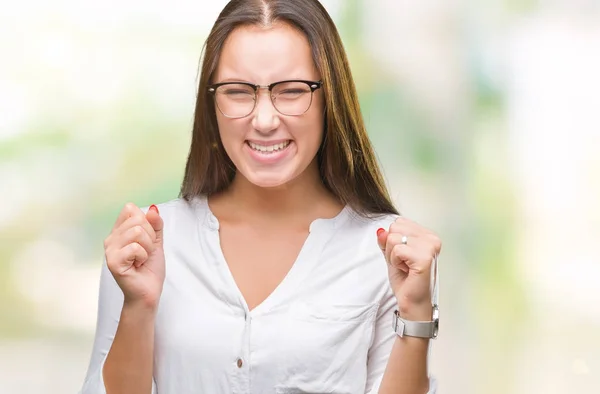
[401,235,408,245]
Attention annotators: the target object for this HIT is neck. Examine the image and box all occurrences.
[217,160,341,224]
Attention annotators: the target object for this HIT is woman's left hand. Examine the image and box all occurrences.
[377,217,441,319]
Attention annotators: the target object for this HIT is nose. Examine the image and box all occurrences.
[251,89,280,134]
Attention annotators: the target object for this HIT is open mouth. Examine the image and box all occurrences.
[246,140,292,154]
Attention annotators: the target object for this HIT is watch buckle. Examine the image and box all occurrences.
[392,310,405,337]
[432,304,440,339]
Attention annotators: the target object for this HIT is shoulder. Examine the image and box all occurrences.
[325,209,398,263]
[140,196,205,217]
[140,197,207,233]
[343,210,399,238]
[139,198,186,218]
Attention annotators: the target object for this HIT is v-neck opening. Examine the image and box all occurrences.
[195,195,351,317]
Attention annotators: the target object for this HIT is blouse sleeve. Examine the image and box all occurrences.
[78,258,157,394]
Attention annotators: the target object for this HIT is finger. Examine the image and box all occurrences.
[389,220,421,237]
[112,203,142,232]
[117,215,157,243]
[391,218,440,241]
[427,233,443,255]
[376,228,388,251]
[384,232,410,264]
[389,244,411,273]
[106,242,149,275]
[145,205,164,246]
[389,241,434,275]
[120,242,149,270]
[117,225,154,253]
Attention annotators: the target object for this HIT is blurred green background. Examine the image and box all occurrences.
[1,1,599,393]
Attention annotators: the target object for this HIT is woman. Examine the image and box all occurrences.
[80,1,441,393]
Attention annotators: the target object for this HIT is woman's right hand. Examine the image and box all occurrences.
[104,203,165,310]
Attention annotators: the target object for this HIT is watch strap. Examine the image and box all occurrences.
[392,306,439,339]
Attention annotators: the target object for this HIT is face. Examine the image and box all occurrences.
[213,23,324,188]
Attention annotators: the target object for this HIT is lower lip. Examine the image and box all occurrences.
[245,141,293,164]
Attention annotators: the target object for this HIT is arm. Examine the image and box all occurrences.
[103,300,157,394]
[369,218,441,393]
[80,203,163,393]
[79,259,158,394]
[364,288,437,394]
[377,304,434,394]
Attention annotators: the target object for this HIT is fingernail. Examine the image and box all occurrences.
[149,204,159,214]
[377,228,385,236]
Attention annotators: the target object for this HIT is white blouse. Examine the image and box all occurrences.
[80,197,437,394]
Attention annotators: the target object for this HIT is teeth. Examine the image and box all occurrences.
[248,141,290,153]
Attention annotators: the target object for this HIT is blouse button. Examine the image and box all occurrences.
[236,358,243,368]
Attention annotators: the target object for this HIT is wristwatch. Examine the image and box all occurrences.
[392,254,440,339]
[392,304,439,339]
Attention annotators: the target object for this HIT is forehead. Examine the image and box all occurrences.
[215,22,319,83]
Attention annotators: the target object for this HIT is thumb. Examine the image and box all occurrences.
[376,227,388,251]
[146,204,164,245]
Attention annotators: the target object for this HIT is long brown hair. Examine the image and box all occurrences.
[180,0,399,217]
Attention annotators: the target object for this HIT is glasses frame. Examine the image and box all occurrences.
[207,79,323,119]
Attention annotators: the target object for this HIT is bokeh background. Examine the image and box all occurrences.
[1,0,599,393]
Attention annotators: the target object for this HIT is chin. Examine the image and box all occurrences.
[236,162,305,188]
[244,172,295,189]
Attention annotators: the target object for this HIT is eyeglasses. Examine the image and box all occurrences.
[208,79,323,119]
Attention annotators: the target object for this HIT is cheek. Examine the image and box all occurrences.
[297,92,324,134]
[287,115,323,150]
[305,108,326,146]
[217,126,227,147]
[216,118,244,147]
[310,93,325,119]
[310,95,326,139]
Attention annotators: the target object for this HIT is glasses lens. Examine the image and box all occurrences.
[271,81,313,116]
[214,84,255,118]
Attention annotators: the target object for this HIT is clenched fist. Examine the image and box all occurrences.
[103,203,165,310]
[377,217,441,319]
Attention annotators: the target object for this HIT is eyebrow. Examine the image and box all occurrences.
[220,78,250,83]
[216,77,319,84]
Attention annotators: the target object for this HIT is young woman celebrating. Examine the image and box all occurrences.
[81,1,441,393]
